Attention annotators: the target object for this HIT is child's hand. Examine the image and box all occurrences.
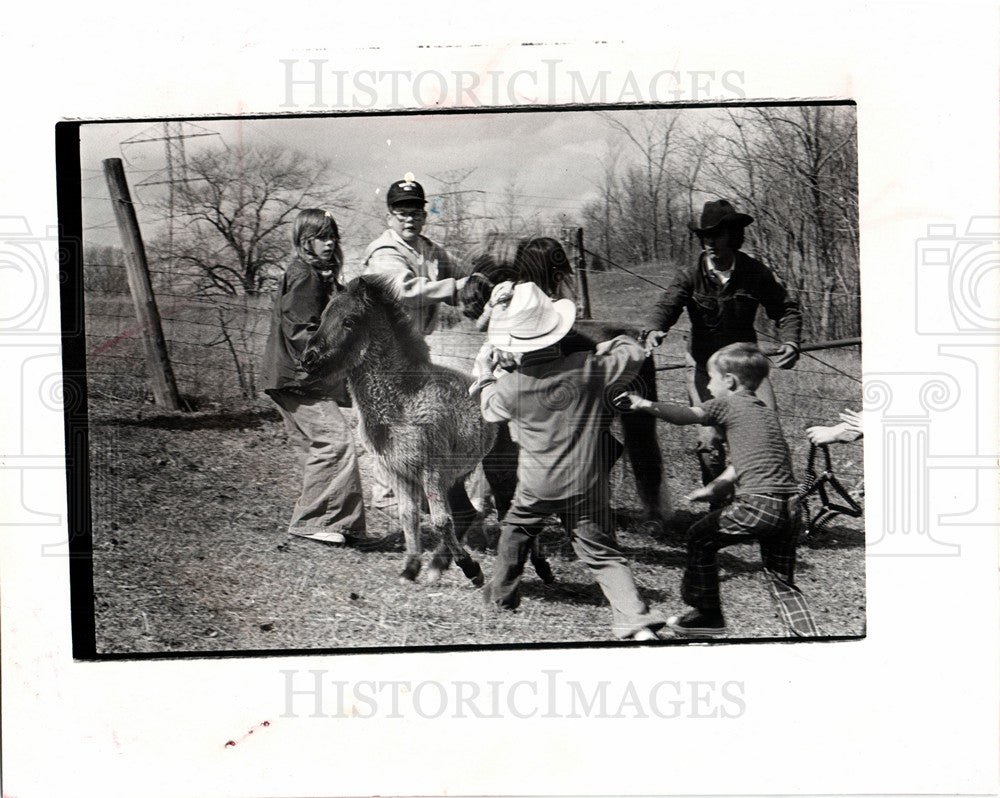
[805,424,840,445]
[686,466,736,503]
[495,349,520,371]
[807,410,863,445]
[643,330,667,356]
[613,391,646,412]
[685,485,716,503]
[472,341,497,381]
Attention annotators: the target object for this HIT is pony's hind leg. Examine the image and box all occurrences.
[395,476,424,584]
[426,477,483,587]
[622,357,669,528]
[446,479,479,544]
[428,478,478,576]
[425,477,453,583]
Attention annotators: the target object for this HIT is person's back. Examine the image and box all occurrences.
[696,388,798,498]
[486,341,641,503]
[472,281,666,640]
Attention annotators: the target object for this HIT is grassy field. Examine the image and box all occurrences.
[84,261,865,654]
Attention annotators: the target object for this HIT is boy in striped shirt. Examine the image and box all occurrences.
[616,342,818,638]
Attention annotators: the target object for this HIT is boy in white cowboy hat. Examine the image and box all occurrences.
[469,281,666,641]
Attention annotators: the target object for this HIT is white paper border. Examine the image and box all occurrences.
[2,4,998,797]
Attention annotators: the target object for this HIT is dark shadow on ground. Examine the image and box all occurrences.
[621,543,816,575]
[799,522,866,549]
[95,406,282,431]
[519,577,673,607]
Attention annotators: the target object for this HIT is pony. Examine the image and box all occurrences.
[300,274,494,586]
[459,233,670,528]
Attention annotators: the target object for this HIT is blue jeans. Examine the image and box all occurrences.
[271,392,367,540]
[483,490,666,639]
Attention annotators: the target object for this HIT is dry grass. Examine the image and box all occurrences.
[85,260,865,655]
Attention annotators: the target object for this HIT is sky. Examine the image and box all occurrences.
[77,106,718,258]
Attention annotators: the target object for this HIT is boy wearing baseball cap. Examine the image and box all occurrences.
[362,174,474,510]
[362,173,471,337]
[470,282,666,641]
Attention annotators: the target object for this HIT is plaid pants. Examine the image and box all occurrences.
[682,494,819,636]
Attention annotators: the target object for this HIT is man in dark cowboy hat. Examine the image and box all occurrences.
[644,199,803,488]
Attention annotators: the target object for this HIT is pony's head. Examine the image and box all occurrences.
[300,274,425,376]
[459,234,577,321]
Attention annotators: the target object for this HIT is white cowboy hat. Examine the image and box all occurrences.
[487,281,576,353]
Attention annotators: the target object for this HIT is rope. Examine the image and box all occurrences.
[580,246,861,384]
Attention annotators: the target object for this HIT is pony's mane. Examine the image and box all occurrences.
[351,274,430,363]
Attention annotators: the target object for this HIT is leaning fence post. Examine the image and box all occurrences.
[103,157,182,410]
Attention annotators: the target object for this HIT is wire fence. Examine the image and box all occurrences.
[83,265,863,484]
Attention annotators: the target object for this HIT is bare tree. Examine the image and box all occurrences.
[703,106,859,339]
[151,142,351,296]
[594,141,621,265]
[599,110,682,260]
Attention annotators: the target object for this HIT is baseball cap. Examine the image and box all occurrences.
[386,173,426,207]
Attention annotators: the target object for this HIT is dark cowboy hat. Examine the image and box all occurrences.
[688,199,754,234]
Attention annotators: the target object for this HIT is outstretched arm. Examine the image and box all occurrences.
[365,248,468,306]
[807,410,863,445]
[758,267,803,369]
[469,341,512,423]
[614,391,707,425]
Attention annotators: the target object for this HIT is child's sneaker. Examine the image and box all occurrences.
[290,529,347,546]
[666,609,726,638]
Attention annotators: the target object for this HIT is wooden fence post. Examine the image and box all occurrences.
[103,158,182,410]
[575,227,592,320]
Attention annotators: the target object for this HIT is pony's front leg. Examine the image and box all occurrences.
[396,476,424,584]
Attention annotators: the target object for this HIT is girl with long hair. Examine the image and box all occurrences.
[261,209,368,545]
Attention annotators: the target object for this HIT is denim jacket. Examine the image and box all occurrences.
[648,251,802,367]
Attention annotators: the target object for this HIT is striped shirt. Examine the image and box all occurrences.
[699,389,798,496]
